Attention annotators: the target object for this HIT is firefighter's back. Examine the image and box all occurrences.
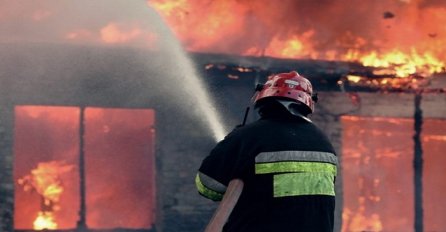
[224,115,337,232]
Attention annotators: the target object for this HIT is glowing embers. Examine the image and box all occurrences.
[18,161,74,230]
[14,106,156,230]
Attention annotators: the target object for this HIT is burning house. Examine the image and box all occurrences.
[1,0,446,232]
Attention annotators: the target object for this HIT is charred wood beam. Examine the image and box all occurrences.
[191,52,445,93]
[191,53,349,92]
[0,103,14,232]
[413,92,424,232]
[77,106,87,231]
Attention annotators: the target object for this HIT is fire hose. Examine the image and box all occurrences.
[204,107,249,232]
[204,179,244,232]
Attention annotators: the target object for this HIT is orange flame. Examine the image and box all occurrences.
[150,0,446,83]
[354,49,445,78]
[18,161,74,230]
[343,197,383,232]
[33,212,57,230]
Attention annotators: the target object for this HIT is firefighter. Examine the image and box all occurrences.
[196,71,338,232]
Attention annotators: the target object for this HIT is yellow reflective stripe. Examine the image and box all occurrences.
[197,172,227,193]
[274,172,335,197]
[255,161,337,175]
[195,174,223,201]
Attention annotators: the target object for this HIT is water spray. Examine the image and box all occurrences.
[177,59,227,141]
[146,5,227,142]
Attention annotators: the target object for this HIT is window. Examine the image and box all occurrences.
[341,116,446,232]
[14,106,156,230]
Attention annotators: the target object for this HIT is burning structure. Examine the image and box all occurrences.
[0,0,446,232]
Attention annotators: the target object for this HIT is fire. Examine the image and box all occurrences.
[342,194,384,232]
[33,212,57,230]
[18,161,74,230]
[149,0,188,17]
[150,0,446,86]
[258,31,318,59]
[3,0,444,85]
[356,49,445,78]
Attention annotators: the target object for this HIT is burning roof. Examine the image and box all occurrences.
[150,0,446,91]
[0,0,445,92]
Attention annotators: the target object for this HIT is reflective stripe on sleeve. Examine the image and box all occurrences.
[195,172,226,201]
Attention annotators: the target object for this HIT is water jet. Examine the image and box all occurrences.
[146,3,227,141]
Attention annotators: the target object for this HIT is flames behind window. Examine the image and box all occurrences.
[341,116,446,232]
[14,106,156,230]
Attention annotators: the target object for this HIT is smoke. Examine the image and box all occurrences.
[0,0,156,46]
[0,0,228,140]
[3,1,227,228]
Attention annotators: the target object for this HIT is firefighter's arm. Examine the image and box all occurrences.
[195,130,241,201]
[195,171,226,201]
[205,179,244,232]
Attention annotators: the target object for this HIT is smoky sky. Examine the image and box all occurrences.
[0,0,158,46]
[0,0,229,137]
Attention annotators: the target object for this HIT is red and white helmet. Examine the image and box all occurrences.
[254,71,316,114]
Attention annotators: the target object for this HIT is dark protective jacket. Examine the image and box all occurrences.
[196,109,337,232]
